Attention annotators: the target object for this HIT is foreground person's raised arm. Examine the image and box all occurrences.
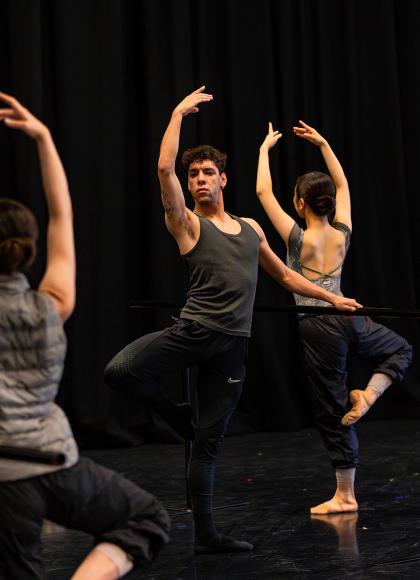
[0,91,75,321]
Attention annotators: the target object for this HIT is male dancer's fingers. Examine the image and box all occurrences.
[191,86,213,100]
[190,95,213,112]
[192,96,213,107]
[177,90,213,117]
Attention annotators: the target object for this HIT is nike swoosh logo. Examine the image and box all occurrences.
[228,378,241,383]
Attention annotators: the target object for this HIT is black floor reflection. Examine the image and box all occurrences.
[42,420,420,579]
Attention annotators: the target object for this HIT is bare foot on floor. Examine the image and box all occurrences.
[310,497,358,515]
[341,389,377,426]
[310,512,359,528]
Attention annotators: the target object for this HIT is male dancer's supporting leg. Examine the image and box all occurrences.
[189,351,252,553]
[104,319,253,552]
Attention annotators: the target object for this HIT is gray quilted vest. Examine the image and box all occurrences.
[0,273,78,480]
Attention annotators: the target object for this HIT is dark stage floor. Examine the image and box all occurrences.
[42,420,420,579]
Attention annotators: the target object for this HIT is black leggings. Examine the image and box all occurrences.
[104,319,248,514]
[299,315,412,469]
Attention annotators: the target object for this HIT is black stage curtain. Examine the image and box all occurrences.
[0,0,419,447]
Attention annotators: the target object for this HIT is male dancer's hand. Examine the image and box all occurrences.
[0,91,48,142]
[173,86,213,117]
[293,120,326,147]
[260,122,282,151]
[332,296,363,312]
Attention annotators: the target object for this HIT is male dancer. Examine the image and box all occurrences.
[104,87,361,554]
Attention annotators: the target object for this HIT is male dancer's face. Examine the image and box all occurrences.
[188,160,226,206]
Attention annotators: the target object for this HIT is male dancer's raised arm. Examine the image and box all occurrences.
[157,86,213,254]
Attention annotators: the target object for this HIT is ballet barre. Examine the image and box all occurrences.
[129,300,420,319]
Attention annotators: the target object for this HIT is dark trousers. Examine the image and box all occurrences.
[0,457,170,580]
[299,315,412,469]
[104,319,248,514]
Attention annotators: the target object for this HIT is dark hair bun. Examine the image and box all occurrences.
[0,199,39,274]
[311,194,336,216]
[0,237,36,274]
[295,171,336,216]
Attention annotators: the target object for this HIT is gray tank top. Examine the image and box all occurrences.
[180,214,260,336]
[287,221,351,307]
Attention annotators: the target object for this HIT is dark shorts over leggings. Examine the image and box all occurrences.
[0,457,170,580]
[299,314,412,469]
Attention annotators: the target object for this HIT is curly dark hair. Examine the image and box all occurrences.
[181,145,227,174]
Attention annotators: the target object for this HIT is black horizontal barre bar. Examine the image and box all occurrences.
[128,300,420,319]
[0,445,66,465]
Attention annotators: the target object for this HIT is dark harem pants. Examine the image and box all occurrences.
[104,319,248,514]
[298,315,412,469]
[0,457,170,580]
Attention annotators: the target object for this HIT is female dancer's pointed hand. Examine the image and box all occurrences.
[293,120,326,147]
[0,91,48,141]
[260,122,282,151]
